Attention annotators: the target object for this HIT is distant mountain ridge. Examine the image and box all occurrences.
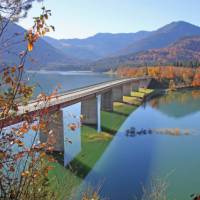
[44,31,151,61]
[0,22,81,69]
[86,36,200,71]
[118,21,200,55]
[3,20,200,71]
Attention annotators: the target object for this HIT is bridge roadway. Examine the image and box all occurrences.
[0,76,152,128]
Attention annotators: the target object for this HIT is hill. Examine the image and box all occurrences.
[0,22,81,70]
[118,21,200,55]
[43,31,151,61]
[3,21,200,71]
[86,36,200,71]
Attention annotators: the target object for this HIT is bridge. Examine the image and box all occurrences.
[0,76,152,152]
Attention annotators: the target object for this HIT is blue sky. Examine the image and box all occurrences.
[18,0,200,39]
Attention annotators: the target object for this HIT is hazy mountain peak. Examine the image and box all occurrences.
[157,21,200,34]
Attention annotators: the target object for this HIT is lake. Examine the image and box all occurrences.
[25,72,200,199]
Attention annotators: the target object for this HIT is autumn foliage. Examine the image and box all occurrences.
[0,7,62,200]
[117,66,200,88]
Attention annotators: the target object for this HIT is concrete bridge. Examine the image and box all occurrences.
[1,76,152,152]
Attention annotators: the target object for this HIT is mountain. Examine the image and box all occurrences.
[43,31,151,61]
[87,36,200,71]
[119,21,200,55]
[3,20,200,71]
[0,22,80,69]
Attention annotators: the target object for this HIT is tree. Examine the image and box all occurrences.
[0,6,61,200]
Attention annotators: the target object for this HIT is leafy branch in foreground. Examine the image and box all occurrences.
[0,7,61,200]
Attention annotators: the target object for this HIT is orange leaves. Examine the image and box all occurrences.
[67,123,77,131]
[19,122,29,134]
[26,7,54,52]
[0,8,57,198]
[27,41,33,52]
[117,66,198,88]
[14,139,24,147]
[31,124,39,132]
[21,171,29,177]
[39,120,46,130]
[192,67,200,86]
[26,30,39,52]
[47,156,56,162]
[40,152,46,158]
[19,127,28,134]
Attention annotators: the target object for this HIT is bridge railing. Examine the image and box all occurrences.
[26,76,152,105]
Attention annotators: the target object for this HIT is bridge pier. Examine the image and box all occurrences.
[131,81,140,91]
[81,97,97,125]
[81,95,101,132]
[139,79,151,88]
[112,86,123,102]
[122,83,132,96]
[101,90,113,111]
[39,110,64,152]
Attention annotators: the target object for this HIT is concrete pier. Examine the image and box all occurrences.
[101,90,113,111]
[122,83,132,96]
[112,86,123,102]
[81,97,97,125]
[40,110,64,152]
[131,81,140,91]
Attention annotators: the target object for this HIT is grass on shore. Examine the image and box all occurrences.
[49,102,137,199]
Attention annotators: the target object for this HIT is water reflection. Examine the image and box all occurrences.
[78,89,200,200]
[149,89,200,118]
[125,127,194,137]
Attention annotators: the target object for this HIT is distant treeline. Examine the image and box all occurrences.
[117,66,200,87]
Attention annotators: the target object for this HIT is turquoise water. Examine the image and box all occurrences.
[18,72,200,199]
[79,90,200,200]
[26,71,116,96]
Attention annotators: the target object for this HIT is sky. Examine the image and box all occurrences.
[18,0,200,39]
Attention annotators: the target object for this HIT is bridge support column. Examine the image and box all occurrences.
[122,83,132,96]
[112,86,123,102]
[39,110,64,152]
[101,90,113,111]
[131,81,140,91]
[81,97,98,125]
[139,79,151,88]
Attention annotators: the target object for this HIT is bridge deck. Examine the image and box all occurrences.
[0,76,151,128]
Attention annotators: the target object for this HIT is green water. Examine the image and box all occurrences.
[21,72,200,199]
[77,89,200,200]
